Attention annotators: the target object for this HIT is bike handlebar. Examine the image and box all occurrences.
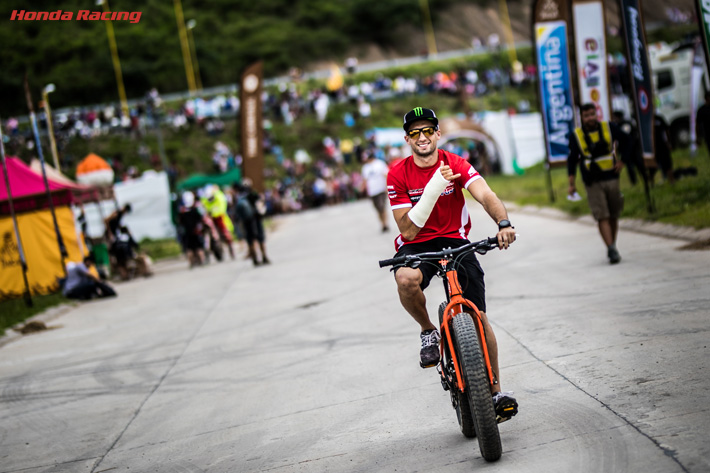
[378,236,500,268]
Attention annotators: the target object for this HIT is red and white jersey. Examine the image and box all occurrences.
[387,149,482,251]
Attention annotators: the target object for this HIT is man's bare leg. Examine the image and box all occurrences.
[598,219,614,246]
[479,311,501,394]
[395,267,436,332]
[258,242,270,264]
[610,218,619,244]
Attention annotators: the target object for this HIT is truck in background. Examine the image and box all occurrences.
[649,41,708,147]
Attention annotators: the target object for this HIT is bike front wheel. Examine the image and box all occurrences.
[439,303,476,438]
[452,312,502,462]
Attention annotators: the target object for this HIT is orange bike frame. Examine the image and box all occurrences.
[439,260,497,393]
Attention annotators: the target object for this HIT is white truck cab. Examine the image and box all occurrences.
[649,41,708,147]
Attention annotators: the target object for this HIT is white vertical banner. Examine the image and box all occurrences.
[690,41,705,156]
[572,0,611,122]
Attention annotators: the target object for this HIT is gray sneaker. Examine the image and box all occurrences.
[608,247,621,264]
[419,329,441,368]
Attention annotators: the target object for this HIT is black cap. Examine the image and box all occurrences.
[403,107,438,131]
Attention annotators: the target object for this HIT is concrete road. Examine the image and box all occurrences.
[1,199,708,473]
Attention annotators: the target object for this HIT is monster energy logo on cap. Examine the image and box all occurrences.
[403,107,439,131]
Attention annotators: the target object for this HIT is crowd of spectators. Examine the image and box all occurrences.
[3,55,537,217]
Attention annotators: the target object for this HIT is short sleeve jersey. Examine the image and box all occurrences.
[387,149,482,251]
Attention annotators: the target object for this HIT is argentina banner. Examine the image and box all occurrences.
[619,0,655,160]
[535,22,575,164]
[533,0,575,166]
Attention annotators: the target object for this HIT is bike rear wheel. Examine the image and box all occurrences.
[452,313,502,461]
[439,303,476,438]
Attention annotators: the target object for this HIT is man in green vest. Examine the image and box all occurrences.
[568,103,625,264]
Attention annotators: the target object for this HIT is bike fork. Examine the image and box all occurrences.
[440,304,498,393]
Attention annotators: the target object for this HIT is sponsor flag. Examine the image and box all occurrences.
[619,0,655,161]
[690,40,705,155]
[572,0,611,122]
[533,0,576,167]
[695,0,710,75]
[240,61,265,192]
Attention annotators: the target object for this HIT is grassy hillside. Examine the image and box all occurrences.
[2,0,697,116]
[0,0,456,116]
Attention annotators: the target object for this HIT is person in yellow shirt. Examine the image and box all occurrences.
[568,103,625,264]
[201,185,236,260]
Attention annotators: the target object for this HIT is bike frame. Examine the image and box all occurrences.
[439,258,497,393]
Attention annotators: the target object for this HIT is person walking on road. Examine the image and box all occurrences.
[236,178,270,266]
[568,103,625,264]
[361,151,390,233]
[386,106,518,417]
[178,191,207,268]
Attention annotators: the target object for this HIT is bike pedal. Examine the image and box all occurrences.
[419,361,438,369]
[495,402,518,424]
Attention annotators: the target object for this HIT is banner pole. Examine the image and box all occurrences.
[24,74,68,277]
[545,163,556,202]
[641,163,655,214]
[0,120,33,306]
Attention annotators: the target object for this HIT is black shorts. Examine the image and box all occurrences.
[393,237,486,313]
[243,217,265,244]
[184,232,203,251]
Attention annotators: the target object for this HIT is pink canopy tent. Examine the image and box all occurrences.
[0,157,73,215]
[29,158,107,203]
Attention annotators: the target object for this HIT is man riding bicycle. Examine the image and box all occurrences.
[201,185,236,260]
[387,107,518,418]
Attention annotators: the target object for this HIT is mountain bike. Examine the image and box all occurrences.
[379,237,515,462]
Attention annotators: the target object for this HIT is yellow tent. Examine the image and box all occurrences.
[0,157,85,300]
[1,208,85,299]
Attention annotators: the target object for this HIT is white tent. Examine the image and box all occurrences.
[476,111,546,175]
[78,170,175,241]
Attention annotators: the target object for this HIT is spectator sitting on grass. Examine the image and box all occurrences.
[63,256,117,300]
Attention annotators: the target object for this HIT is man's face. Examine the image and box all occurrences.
[405,119,440,158]
[581,108,598,129]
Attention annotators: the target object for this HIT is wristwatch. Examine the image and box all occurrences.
[498,219,514,230]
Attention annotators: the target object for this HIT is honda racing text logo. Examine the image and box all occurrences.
[10,9,142,23]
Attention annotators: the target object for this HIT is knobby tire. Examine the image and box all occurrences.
[439,303,476,438]
[452,313,502,461]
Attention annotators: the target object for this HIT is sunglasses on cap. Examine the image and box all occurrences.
[407,126,437,139]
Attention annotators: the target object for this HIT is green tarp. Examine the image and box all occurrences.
[176,167,242,191]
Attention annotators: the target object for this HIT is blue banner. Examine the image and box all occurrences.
[535,21,576,165]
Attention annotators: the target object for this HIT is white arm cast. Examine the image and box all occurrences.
[407,168,449,228]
